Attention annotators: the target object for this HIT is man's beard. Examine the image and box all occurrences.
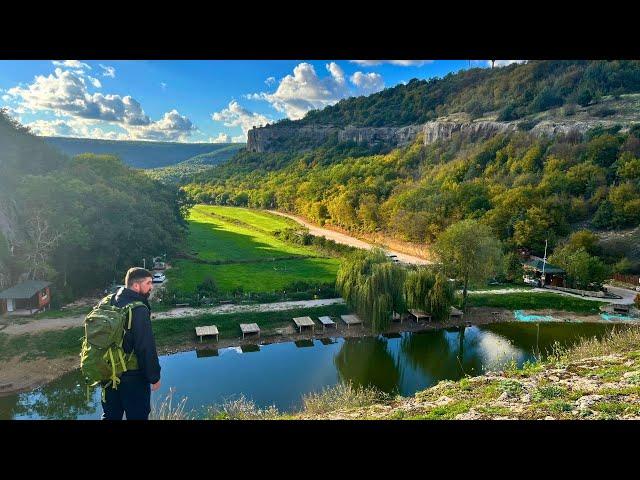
[142,291,151,299]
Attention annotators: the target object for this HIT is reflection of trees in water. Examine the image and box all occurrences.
[482,322,621,359]
[0,394,20,420]
[12,370,98,419]
[399,328,481,381]
[333,337,402,394]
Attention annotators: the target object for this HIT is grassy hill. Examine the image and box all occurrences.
[42,136,245,169]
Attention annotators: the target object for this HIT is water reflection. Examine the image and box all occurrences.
[0,322,624,419]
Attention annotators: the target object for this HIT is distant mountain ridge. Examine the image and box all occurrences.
[42,136,245,169]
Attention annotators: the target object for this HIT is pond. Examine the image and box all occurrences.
[0,321,628,419]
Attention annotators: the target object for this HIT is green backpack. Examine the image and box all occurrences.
[79,293,147,396]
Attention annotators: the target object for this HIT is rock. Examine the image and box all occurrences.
[544,416,555,420]
[497,391,510,402]
[549,375,560,382]
[576,394,603,411]
[520,394,531,404]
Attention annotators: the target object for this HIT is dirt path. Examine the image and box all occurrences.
[0,298,347,336]
[268,210,432,265]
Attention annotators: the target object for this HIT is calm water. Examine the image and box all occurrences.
[0,322,625,419]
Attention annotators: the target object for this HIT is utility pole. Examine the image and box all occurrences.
[541,239,548,287]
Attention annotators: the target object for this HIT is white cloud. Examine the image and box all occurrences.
[128,109,196,142]
[160,82,167,90]
[24,117,129,140]
[2,94,10,101]
[88,76,102,88]
[350,60,432,67]
[232,135,245,143]
[489,60,527,67]
[248,62,387,120]
[349,71,384,95]
[211,100,271,139]
[265,76,276,86]
[7,68,151,125]
[99,64,116,78]
[210,132,230,143]
[52,60,91,70]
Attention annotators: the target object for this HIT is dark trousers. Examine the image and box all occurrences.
[101,375,151,420]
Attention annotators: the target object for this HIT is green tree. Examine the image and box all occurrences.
[434,219,503,310]
[335,249,406,333]
[404,267,455,321]
[549,246,609,289]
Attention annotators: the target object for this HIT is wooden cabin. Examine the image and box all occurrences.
[0,280,52,314]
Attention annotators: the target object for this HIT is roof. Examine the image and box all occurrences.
[0,280,51,299]
[523,259,565,274]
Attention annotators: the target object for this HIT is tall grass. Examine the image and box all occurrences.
[207,394,280,420]
[150,388,192,420]
[547,325,640,363]
[300,381,389,415]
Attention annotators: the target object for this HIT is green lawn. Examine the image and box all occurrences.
[465,292,606,314]
[168,205,340,294]
[168,257,339,293]
[203,205,298,233]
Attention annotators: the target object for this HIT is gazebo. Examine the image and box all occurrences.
[0,280,52,315]
[522,258,565,287]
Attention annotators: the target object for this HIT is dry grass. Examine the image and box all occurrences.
[300,381,389,415]
[207,394,280,420]
[150,388,192,420]
[549,326,640,363]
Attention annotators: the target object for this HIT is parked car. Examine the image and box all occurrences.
[523,275,541,287]
[152,273,166,283]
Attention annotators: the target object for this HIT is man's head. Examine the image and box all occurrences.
[124,267,153,298]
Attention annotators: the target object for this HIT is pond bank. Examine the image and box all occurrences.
[1,306,634,398]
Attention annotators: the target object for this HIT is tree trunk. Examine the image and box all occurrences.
[462,274,469,312]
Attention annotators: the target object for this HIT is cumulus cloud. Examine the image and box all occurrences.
[52,60,91,70]
[350,60,432,67]
[212,100,271,139]
[88,76,102,88]
[349,71,384,95]
[24,118,129,140]
[210,132,230,143]
[99,64,116,78]
[248,62,387,120]
[7,68,151,125]
[489,60,527,67]
[128,109,196,142]
[232,135,245,143]
[265,76,276,86]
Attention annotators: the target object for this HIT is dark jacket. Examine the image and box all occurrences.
[110,287,161,385]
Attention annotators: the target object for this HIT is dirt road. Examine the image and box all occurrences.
[268,210,431,265]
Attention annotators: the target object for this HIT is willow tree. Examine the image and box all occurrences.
[434,219,503,311]
[336,248,406,333]
[404,267,456,321]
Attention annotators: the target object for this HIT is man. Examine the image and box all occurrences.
[101,267,161,420]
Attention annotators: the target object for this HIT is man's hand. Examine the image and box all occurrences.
[151,381,161,391]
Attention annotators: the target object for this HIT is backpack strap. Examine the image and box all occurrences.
[125,301,149,330]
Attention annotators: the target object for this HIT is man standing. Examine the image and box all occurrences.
[102,267,161,420]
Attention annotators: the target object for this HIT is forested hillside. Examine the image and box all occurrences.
[0,110,190,303]
[283,60,640,127]
[44,135,244,169]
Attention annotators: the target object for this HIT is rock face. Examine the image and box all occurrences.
[247,118,630,153]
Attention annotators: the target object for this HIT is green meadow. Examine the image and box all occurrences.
[166,205,340,294]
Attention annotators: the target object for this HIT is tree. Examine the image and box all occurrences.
[549,246,609,289]
[335,249,406,333]
[502,251,524,283]
[434,219,503,310]
[404,267,455,321]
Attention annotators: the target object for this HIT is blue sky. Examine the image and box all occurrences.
[0,60,521,143]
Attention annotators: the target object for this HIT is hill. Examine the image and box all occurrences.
[42,136,245,169]
[145,144,244,184]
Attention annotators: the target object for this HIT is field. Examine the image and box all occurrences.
[166,205,341,294]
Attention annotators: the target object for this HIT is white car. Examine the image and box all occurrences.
[152,273,166,283]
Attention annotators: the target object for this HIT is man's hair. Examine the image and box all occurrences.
[125,267,152,287]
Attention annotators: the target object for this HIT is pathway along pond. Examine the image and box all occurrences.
[0,321,631,419]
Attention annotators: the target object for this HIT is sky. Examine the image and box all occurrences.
[0,60,524,143]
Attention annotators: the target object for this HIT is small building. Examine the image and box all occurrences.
[522,258,565,287]
[0,280,52,315]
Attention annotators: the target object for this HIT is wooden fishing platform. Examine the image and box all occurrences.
[318,316,337,330]
[450,307,464,319]
[195,325,219,342]
[340,314,362,328]
[292,316,315,333]
[240,323,260,339]
[409,309,432,322]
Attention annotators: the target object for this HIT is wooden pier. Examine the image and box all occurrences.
[195,325,219,342]
[240,323,260,339]
[318,315,337,330]
[409,309,432,322]
[292,316,315,333]
[340,314,362,328]
[450,307,464,319]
